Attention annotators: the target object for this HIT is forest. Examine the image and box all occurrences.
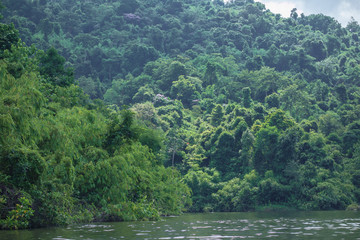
[1,0,360,229]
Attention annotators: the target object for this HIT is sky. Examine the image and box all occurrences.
[256,0,360,26]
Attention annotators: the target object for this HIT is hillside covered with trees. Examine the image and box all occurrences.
[2,0,360,229]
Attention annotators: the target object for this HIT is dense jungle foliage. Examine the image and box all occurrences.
[2,0,360,229]
[0,1,191,229]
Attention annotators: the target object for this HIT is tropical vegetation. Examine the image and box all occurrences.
[1,0,360,229]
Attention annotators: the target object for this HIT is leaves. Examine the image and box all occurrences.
[3,0,360,223]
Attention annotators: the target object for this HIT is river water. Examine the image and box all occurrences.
[1,211,360,239]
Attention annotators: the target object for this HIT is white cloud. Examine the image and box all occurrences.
[337,0,360,26]
[258,0,304,18]
[256,0,360,26]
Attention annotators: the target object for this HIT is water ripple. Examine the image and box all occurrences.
[2,211,360,240]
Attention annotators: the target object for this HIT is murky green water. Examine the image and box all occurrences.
[1,211,360,239]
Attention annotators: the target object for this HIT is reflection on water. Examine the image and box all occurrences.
[1,211,360,240]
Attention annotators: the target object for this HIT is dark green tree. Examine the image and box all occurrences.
[210,131,236,176]
[0,23,19,54]
[210,104,224,127]
[39,47,74,87]
[265,92,280,108]
[242,87,252,108]
[204,62,218,86]
[290,8,298,21]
